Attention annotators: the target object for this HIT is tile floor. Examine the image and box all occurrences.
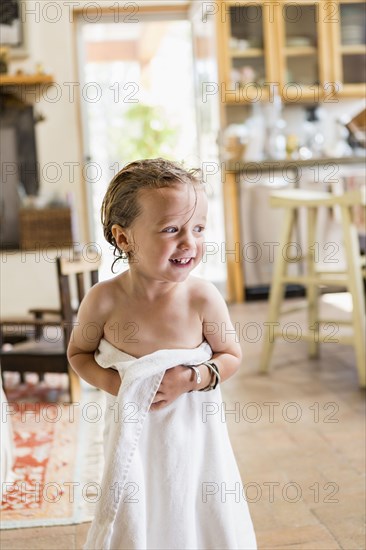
[1,296,365,550]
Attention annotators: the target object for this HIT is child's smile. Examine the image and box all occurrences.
[169,256,195,267]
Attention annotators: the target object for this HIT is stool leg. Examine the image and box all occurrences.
[68,365,81,403]
[307,207,320,358]
[340,205,366,387]
[260,209,295,373]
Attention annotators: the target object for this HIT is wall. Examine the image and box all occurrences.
[1,251,60,314]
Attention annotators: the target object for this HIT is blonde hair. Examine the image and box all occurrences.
[101,158,203,270]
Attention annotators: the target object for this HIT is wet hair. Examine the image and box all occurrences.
[101,158,204,271]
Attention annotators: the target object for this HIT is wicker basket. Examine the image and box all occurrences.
[19,207,74,250]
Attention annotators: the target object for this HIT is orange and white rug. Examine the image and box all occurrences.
[1,375,104,529]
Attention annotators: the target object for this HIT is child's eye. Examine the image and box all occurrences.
[162,227,178,233]
[162,225,205,234]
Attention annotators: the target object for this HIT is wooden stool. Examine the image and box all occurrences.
[259,189,366,387]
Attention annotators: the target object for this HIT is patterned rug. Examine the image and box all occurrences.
[1,374,104,529]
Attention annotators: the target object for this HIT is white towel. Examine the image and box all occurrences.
[84,338,257,550]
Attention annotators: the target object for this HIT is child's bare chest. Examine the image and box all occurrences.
[103,297,203,358]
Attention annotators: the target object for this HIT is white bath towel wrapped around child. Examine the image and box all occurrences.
[83,338,257,550]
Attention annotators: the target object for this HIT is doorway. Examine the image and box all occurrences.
[76,8,226,286]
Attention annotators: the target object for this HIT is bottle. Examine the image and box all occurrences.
[263,91,287,160]
[304,106,325,158]
[244,102,265,161]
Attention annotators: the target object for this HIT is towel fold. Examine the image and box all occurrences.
[84,338,257,550]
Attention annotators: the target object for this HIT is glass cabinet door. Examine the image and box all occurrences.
[223,1,276,102]
[332,0,366,96]
[276,2,329,101]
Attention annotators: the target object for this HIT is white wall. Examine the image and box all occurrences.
[1,251,60,315]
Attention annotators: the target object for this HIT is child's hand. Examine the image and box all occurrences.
[149,366,192,411]
[107,368,122,396]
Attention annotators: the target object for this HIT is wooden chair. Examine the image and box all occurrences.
[0,254,101,402]
[259,189,366,387]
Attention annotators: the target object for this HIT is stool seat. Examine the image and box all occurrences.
[270,189,365,208]
[260,189,366,387]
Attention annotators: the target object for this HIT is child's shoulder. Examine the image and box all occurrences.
[187,275,229,320]
[187,275,224,305]
[81,275,124,316]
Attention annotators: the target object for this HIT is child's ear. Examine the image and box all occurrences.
[111,224,129,251]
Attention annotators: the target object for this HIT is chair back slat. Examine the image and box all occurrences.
[59,255,102,276]
[1,253,101,402]
[56,259,73,343]
[56,253,101,341]
[76,272,86,303]
[91,270,99,286]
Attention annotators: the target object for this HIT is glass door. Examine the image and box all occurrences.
[332,0,366,96]
[223,1,276,102]
[276,2,329,102]
[190,1,227,292]
[76,11,199,282]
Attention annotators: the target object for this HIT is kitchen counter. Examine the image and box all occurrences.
[221,156,366,302]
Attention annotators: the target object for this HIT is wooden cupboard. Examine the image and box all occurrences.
[217,0,366,104]
[198,1,366,301]
[217,1,276,102]
[329,0,366,97]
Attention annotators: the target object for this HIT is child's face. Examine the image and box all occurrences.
[124,184,208,281]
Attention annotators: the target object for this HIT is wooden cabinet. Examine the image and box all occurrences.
[275,1,330,102]
[217,0,365,103]
[219,1,277,102]
[329,0,366,97]
[207,1,365,301]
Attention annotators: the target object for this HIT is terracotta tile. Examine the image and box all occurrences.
[311,491,365,522]
[257,524,341,549]
[0,534,75,550]
[312,514,365,550]
[75,522,91,549]
[0,525,76,539]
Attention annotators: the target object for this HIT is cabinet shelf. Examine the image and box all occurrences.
[284,46,317,57]
[0,74,54,86]
[340,45,366,55]
[229,48,264,58]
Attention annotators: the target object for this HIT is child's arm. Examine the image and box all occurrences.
[67,284,121,396]
[150,282,242,411]
[200,281,242,383]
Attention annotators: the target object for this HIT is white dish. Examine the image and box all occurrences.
[286,36,312,47]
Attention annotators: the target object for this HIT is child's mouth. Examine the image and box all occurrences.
[169,257,193,268]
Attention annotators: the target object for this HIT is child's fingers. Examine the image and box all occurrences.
[151,390,165,404]
[149,399,168,411]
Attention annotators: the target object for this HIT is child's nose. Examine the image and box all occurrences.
[178,231,195,250]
